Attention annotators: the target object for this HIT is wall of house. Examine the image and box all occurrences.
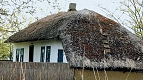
[13,39,67,63]
[74,69,143,80]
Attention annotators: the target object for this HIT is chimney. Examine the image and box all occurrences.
[68,3,76,11]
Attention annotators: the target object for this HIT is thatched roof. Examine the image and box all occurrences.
[5,9,143,70]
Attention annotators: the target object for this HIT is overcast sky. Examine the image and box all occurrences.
[1,0,133,32]
[35,0,122,18]
[63,0,121,13]
[33,0,133,32]
[35,0,126,23]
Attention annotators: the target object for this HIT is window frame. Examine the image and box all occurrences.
[46,46,51,62]
[57,49,64,62]
[40,46,45,62]
[40,46,51,62]
[16,48,24,62]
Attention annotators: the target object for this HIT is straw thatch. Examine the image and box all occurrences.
[5,9,143,70]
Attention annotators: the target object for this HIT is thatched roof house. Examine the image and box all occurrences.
[5,6,143,70]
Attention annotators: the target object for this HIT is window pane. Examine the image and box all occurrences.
[46,46,51,62]
[57,49,63,62]
[40,46,45,62]
[20,48,24,62]
[16,49,19,62]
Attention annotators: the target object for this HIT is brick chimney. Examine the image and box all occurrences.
[68,3,76,11]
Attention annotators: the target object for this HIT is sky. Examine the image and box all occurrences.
[35,0,122,18]
[0,0,134,33]
[63,0,121,13]
[33,0,133,32]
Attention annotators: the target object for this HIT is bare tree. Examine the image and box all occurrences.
[98,0,143,38]
[120,0,143,38]
[0,0,62,59]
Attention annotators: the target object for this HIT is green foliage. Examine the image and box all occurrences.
[0,42,10,60]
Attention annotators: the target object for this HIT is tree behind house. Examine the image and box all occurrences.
[0,0,62,60]
[120,0,143,39]
[99,0,143,39]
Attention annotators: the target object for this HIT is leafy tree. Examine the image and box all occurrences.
[0,42,10,60]
[0,0,62,60]
[0,2,10,60]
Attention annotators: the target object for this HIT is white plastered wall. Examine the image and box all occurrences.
[13,39,67,63]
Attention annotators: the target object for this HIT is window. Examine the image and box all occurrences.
[46,46,51,62]
[16,48,24,62]
[40,46,45,62]
[57,49,63,62]
[40,46,51,62]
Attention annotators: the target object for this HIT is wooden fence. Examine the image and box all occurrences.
[0,61,74,80]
